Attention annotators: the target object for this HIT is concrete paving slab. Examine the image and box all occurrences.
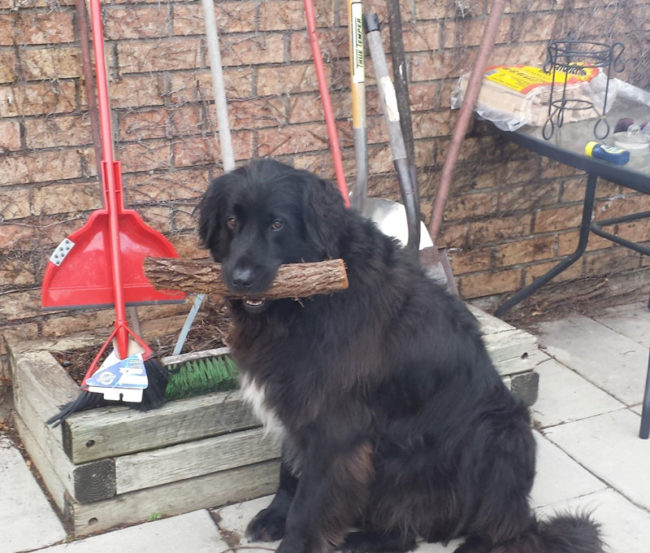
[535,314,649,405]
[36,510,225,553]
[215,495,279,551]
[531,358,624,428]
[536,488,650,553]
[0,437,66,553]
[544,409,650,511]
[531,430,607,508]
[594,302,650,347]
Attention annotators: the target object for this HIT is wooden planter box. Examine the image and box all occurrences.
[5,306,543,537]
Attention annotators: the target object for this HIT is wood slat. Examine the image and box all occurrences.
[70,460,280,536]
[63,390,260,464]
[116,427,280,494]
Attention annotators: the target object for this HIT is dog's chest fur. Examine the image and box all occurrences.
[240,373,285,441]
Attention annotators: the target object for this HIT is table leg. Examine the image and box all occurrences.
[495,173,597,317]
[640,350,650,439]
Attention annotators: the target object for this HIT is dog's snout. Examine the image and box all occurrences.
[232,266,255,289]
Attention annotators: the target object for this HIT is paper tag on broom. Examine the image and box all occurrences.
[87,352,148,403]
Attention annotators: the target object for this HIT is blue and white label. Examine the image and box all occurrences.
[86,353,148,390]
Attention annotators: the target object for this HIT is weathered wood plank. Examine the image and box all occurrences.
[11,350,117,503]
[70,460,280,536]
[116,427,280,494]
[63,390,260,464]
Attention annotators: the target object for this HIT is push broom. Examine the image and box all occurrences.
[43,0,185,426]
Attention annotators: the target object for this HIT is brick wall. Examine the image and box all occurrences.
[1,0,648,366]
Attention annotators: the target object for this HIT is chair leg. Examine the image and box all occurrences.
[640,350,650,439]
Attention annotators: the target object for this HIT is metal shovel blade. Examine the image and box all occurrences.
[42,208,185,310]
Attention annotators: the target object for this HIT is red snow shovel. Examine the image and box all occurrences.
[43,0,184,424]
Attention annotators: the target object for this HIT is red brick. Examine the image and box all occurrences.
[470,214,532,244]
[416,0,464,19]
[118,108,169,141]
[0,289,40,321]
[408,82,439,112]
[0,81,76,117]
[118,139,171,173]
[534,206,583,233]
[616,221,650,244]
[288,91,349,125]
[172,136,219,167]
[169,68,253,104]
[0,223,36,250]
[0,186,30,220]
[412,110,454,139]
[445,191,498,221]
[560,177,618,203]
[33,182,102,216]
[448,247,492,275]
[443,16,510,49]
[459,268,522,298]
[0,50,16,84]
[170,105,202,136]
[258,63,320,96]
[556,231,613,256]
[20,46,81,80]
[584,247,643,276]
[0,11,74,46]
[109,75,166,108]
[410,49,475,83]
[403,21,441,52]
[289,28,347,63]
[104,5,170,40]
[523,258,583,285]
[139,205,171,232]
[594,194,650,222]
[0,120,21,152]
[118,38,201,74]
[257,122,332,157]
[259,0,334,30]
[24,115,92,149]
[221,33,285,66]
[0,149,82,185]
[41,310,116,338]
[495,236,556,267]
[437,222,469,248]
[123,168,209,204]
[498,182,561,213]
[230,97,288,129]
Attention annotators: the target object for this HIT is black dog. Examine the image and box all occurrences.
[198,159,603,553]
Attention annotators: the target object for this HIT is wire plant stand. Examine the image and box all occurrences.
[542,38,625,140]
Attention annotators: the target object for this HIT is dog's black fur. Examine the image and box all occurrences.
[198,159,604,553]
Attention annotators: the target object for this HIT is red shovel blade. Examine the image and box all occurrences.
[42,208,185,310]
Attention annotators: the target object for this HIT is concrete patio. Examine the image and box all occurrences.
[1,300,649,553]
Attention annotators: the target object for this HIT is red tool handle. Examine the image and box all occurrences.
[303,0,350,206]
[89,0,130,359]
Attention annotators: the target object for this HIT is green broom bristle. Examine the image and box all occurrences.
[165,354,239,400]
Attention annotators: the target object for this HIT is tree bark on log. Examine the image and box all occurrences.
[144,258,348,299]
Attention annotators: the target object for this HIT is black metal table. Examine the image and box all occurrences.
[491,99,650,438]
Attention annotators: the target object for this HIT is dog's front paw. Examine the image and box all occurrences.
[246,506,287,542]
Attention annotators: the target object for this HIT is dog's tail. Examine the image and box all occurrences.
[485,512,604,553]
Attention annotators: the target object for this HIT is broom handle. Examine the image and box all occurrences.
[89,0,130,360]
[303,0,350,206]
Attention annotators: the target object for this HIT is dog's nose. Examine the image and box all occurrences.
[231,267,255,289]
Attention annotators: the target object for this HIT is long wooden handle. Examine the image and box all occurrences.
[144,258,348,299]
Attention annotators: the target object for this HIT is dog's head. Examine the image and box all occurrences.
[198,159,347,310]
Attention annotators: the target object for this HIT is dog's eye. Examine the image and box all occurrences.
[226,216,237,230]
[270,219,284,231]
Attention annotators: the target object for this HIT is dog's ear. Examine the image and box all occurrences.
[300,172,347,258]
[197,173,236,261]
